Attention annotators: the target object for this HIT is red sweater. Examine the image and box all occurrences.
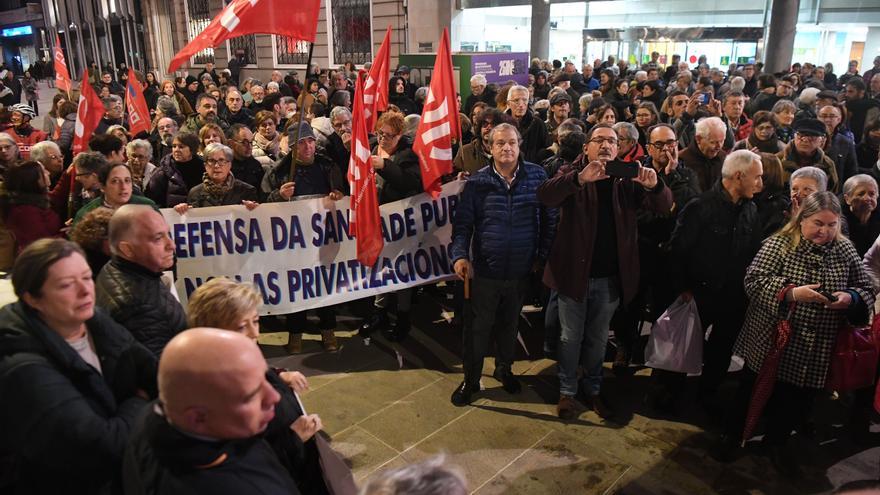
[5,204,62,253]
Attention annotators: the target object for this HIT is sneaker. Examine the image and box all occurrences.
[492,369,522,394]
[358,309,389,338]
[557,395,577,420]
[285,333,303,354]
[451,381,477,407]
[321,330,338,351]
[585,393,615,420]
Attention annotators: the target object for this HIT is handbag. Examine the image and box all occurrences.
[644,295,703,374]
[825,313,880,392]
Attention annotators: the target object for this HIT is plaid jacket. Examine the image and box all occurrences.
[734,234,875,388]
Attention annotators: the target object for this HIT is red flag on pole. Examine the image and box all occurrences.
[167,0,321,74]
[362,25,392,130]
[348,70,384,266]
[72,71,106,155]
[125,68,151,136]
[54,33,71,93]
[412,28,461,199]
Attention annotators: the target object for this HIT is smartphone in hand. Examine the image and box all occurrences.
[604,161,639,178]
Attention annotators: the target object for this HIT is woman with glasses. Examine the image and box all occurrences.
[173,143,258,213]
[818,102,859,182]
[73,162,157,226]
[733,111,784,154]
[633,102,660,148]
[126,139,156,190]
[771,99,797,144]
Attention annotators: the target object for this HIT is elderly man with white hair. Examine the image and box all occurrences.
[29,140,64,181]
[659,149,764,413]
[679,116,730,192]
[463,73,497,117]
[0,132,19,173]
[505,85,550,163]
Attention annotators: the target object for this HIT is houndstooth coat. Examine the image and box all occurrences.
[733,233,875,389]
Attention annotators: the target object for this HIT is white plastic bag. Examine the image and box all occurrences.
[644,295,703,374]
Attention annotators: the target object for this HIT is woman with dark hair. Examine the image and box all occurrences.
[598,68,615,95]
[73,162,157,225]
[41,93,69,137]
[0,238,157,494]
[633,102,660,148]
[753,152,790,237]
[158,79,193,116]
[733,111,784,153]
[533,71,551,100]
[143,71,160,111]
[2,161,61,252]
[145,132,203,208]
[252,110,281,168]
[389,76,417,116]
[605,78,632,120]
[857,120,880,173]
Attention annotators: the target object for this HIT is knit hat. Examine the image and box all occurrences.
[289,120,316,142]
[185,75,198,85]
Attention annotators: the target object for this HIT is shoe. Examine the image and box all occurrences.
[557,395,577,420]
[358,309,389,337]
[585,393,615,420]
[492,369,522,394]
[383,311,410,342]
[612,348,629,376]
[769,444,803,478]
[321,330,338,351]
[451,381,477,407]
[285,333,302,354]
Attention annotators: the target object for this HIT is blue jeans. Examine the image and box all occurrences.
[557,277,620,397]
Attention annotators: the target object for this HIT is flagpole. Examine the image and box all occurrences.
[288,41,315,184]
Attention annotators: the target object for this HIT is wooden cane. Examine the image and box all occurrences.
[463,270,470,300]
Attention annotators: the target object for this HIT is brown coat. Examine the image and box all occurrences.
[777,141,840,193]
[678,140,725,193]
[453,140,492,175]
[537,157,673,304]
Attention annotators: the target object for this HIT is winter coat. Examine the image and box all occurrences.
[734,234,875,388]
[186,177,257,207]
[122,402,301,495]
[146,154,203,208]
[0,301,156,495]
[678,139,726,193]
[824,131,860,183]
[453,140,492,175]
[262,151,344,203]
[842,206,880,258]
[231,155,265,194]
[95,258,187,356]
[4,200,62,252]
[538,157,673,303]
[374,136,422,204]
[452,160,557,280]
[777,142,840,193]
[55,112,77,157]
[669,182,762,295]
[21,76,37,102]
[506,108,551,164]
[754,187,792,239]
[463,86,498,117]
[637,157,701,247]
[219,106,254,128]
[5,124,48,160]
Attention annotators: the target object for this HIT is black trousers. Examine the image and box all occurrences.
[725,369,818,444]
[288,306,337,335]
[462,276,526,388]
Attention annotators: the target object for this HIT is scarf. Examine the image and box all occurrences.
[748,134,780,154]
[254,131,280,157]
[197,172,234,207]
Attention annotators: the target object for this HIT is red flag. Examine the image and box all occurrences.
[54,33,71,93]
[412,28,461,198]
[167,0,320,74]
[348,70,384,266]
[362,26,391,130]
[125,68,151,136]
[72,71,106,155]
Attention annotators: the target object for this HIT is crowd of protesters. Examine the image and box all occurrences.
[2,50,880,493]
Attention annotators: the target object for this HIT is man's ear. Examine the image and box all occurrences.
[117,239,135,259]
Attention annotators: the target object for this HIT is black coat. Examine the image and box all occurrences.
[507,108,551,164]
[0,302,156,495]
[825,132,860,184]
[263,152,344,202]
[231,155,266,194]
[122,402,301,495]
[95,258,187,356]
[375,136,422,204]
[146,154,203,208]
[463,86,498,117]
[187,178,258,207]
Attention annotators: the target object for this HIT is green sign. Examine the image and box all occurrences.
[720,56,730,66]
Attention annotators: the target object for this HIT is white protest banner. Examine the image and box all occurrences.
[162,181,463,315]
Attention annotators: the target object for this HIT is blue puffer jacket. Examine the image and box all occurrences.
[452,160,557,280]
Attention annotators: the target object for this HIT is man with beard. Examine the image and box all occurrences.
[506,85,550,163]
[150,117,178,165]
[545,93,571,137]
[325,106,352,182]
[4,103,47,160]
[94,95,129,135]
[97,71,125,98]
[226,124,264,193]
[182,93,228,134]
[262,122,345,352]
[220,89,254,128]
[453,108,513,176]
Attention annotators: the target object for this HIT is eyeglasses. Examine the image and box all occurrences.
[231,139,253,146]
[376,131,400,141]
[206,158,231,166]
[589,137,618,146]
[796,134,824,143]
[508,98,529,105]
[649,140,677,149]
[817,113,840,119]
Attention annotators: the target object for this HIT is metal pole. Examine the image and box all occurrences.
[119,17,132,70]
[288,41,315,184]
[104,19,118,73]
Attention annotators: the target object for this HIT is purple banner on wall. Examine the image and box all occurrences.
[471,52,529,86]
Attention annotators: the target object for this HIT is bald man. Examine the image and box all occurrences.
[95,205,185,356]
[123,328,301,494]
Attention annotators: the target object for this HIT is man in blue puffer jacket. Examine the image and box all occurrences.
[450,122,557,406]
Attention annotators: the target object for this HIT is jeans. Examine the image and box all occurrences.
[462,276,527,388]
[558,277,620,397]
[543,290,560,357]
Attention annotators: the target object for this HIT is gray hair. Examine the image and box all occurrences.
[488,122,522,145]
[266,81,279,91]
[790,166,828,192]
[843,174,879,198]
[108,204,156,256]
[0,132,15,145]
[771,99,797,114]
[414,86,429,103]
[358,456,467,495]
[676,71,692,82]
[203,142,233,161]
[798,87,821,106]
[470,74,487,86]
[329,106,352,121]
[106,125,128,137]
[635,70,647,80]
[695,116,726,140]
[578,93,593,111]
[102,94,123,110]
[126,139,153,157]
[721,149,760,179]
[613,121,639,142]
[280,96,296,107]
[730,76,745,92]
[403,114,420,139]
[29,141,60,164]
[155,95,178,117]
[507,85,529,100]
